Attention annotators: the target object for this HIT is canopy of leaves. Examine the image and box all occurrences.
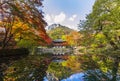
[78,0,120,55]
[0,0,51,48]
[62,31,83,46]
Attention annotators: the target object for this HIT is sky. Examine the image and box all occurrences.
[43,0,95,30]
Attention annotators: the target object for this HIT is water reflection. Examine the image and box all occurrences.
[52,59,65,63]
[43,54,120,81]
[1,55,51,81]
[61,73,84,81]
[45,61,73,81]
[44,73,84,81]
[1,54,120,81]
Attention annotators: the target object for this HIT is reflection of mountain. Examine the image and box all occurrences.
[47,24,75,39]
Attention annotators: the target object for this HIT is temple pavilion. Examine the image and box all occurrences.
[52,39,68,48]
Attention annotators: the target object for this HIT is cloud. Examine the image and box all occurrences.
[44,12,66,25]
[54,12,66,23]
[44,14,52,25]
[69,14,77,21]
[44,12,78,30]
[45,14,51,22]
[66,24,78,30]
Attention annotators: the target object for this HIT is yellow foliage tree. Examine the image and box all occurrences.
[62,31,83,46]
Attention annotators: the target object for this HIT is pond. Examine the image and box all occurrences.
[43,58,85,81]
[0,54,120,81]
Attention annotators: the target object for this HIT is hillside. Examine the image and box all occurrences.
[47,24,75,40]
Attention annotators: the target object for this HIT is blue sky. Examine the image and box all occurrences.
[43,0,95,30]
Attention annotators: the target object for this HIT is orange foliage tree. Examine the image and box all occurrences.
[62,31,83,46]
[0,0,51,49]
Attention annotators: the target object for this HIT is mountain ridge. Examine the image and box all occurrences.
[47,24,75,39]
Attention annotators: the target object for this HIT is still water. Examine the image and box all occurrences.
[43,59,85,81]
[44,73,84,81]
[1,54,119,81]
[0,55,85,81]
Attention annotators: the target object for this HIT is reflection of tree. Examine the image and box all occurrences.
[62,55,117,81]
[47,62,72,80]
[3,55,51,81]
[82,54,120,81]
[84,70,110,81]
[63,55,99,72]
[84,69,120,81]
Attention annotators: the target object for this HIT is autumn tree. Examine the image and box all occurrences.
[0,0,50,49]
[62,31,83,46]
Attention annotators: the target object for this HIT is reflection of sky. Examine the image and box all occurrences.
[44,73,84,81]
[61,73,84,81]
[43,77,48,81]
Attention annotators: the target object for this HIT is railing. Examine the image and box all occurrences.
[35,47,73,55]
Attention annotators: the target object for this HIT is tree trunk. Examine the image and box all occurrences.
[2,34,13,49]
[111,57,119,81]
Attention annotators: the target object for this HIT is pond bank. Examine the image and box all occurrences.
[0,48,29,57]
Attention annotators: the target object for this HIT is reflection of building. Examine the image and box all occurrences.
[52,39,68,48]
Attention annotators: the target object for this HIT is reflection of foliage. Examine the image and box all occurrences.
[63,55,99,72]
[84,69,120,81]
[3,55,51,81]
[47,62,72,80]
[61,55,119,81]
[62,56,81,72]
[92,55,113,72]
[78,55,99,71]
[82,55,117,81]
[63,55,114,76]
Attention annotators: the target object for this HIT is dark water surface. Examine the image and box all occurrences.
[1,54,120,81]
[0,54,85,81]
